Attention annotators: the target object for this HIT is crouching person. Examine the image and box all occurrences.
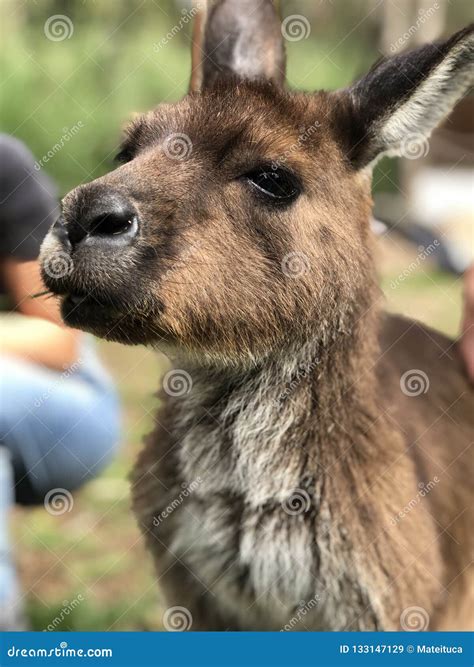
[0,134,121,629]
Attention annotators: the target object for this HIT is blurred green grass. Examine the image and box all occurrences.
[1,2,375,195]
[1,24,191,193]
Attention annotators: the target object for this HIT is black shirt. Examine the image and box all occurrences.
[0,134,58,262]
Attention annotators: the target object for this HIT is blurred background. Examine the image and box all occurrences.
[1,0,472,630]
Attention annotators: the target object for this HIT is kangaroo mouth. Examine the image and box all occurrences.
[61,291,123,330]
[40,228,166,345]
[58,289,167,346]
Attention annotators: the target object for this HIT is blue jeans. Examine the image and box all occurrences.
[0,341,120,627]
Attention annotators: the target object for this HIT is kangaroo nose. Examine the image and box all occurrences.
[62,191,139,249]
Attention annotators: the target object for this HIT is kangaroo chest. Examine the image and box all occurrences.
[171,423,320,629]
[166,387,381,630]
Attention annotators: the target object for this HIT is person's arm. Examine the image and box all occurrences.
[1,259,80,370]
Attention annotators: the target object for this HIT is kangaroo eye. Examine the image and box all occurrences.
[244,167,300,203]
[114,145,135,164]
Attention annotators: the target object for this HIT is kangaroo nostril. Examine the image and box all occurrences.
[64,191,139,249]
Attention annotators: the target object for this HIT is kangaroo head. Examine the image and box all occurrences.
[40,0,473,364]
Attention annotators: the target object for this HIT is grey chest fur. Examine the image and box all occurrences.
[169,485,320,629]
[162,374,382,630]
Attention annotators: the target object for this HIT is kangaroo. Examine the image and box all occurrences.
[40,1,473,631]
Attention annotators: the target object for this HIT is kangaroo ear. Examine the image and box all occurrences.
[337,25,474,169]
[191,0,286,91]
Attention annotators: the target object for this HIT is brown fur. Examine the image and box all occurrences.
[130,310,472,630]
[39,1,474,630]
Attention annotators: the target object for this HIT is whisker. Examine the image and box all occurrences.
[31,289,53,299]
